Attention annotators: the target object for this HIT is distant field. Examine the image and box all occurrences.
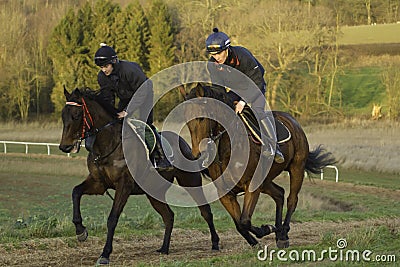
[1,120,399,174]
[305,119,400,175]
[339,23,400,45]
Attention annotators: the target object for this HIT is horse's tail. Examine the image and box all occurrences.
[305,145,336,175]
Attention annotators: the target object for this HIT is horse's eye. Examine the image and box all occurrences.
[71,109,82,120]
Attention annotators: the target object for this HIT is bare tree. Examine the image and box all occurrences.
[381,63,400,120]
[365,0,372,25]
[252,1,336,113]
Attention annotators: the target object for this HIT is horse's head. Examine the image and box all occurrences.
[59,88,112,153]
[59,88,86,153]
[181,83,230,158]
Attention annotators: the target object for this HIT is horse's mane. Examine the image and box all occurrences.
[77,87,117,118]
[78,87,100,100]
[187,83,235,110]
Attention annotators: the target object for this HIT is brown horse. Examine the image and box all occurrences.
[181,83,335,248]
[59,87,219,265]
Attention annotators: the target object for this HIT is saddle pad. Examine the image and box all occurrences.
[240,107,291,144]
[126,118,156,153]
[126,118,173,156]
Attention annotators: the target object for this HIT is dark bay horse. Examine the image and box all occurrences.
[59,88,219,265]
[181,83,335,248]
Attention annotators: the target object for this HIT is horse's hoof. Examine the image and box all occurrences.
[250,241,259,247]
[252,243,263,250]
[76,228,88,242]
[276,239,289,248]
[212,244,220,251]
[156,248,169,255]
[95,256,110,266]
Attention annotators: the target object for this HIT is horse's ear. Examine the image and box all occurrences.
[63,85,70,99]
[177,85,187,99]
[72,88,82,97]
[195,84,205,98]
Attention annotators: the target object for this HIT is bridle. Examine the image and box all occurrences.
[66,98,94,141]
[65,97,120,161]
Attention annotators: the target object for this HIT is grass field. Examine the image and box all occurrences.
[0,120,399,266]
[339,23,400,45]
[0,153,398,266]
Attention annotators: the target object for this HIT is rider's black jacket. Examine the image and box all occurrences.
[208,46,266,103]
[97,60,153,124]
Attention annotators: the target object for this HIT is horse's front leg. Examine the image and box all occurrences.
[97,177,131,265]
[249,181,286,239]
[219,192,258,246]
[241,187,274,239]
[72,176,106,242]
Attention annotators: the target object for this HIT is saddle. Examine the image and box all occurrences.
[126,118,173,159]
[240,106,291,144]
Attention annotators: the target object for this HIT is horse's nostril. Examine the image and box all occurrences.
[59,144,72,153]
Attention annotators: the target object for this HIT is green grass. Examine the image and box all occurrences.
[1,154,399,242]
[336,168,400,190]
[134,222,399,266]
[0,154,228,242]
[338,67,386,113]
[0,153,399,266]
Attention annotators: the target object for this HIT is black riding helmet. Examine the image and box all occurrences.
[205,28,231,54]
[94,43,118,66]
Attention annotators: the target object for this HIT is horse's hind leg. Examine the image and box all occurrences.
[260,182,285,238]
[146,196,174,254]
[277,167,305,248]
[72,175,106,242]
[176,172,220,251]
[197,204,220,250]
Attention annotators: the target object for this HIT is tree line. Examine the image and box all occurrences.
[0,0,399,122]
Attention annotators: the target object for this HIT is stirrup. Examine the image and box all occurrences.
[274,149,285,164]
[153,155,174,171]
[261,143,274,158]
[261,143,285,164]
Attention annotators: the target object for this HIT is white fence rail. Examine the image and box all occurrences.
[0,140,77,157]
[2,140,339,181]
[321,165,339,182]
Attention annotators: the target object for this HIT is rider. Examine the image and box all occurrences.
[205,28,284,164]
[94,43,172,170]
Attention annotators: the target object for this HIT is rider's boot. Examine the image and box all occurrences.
[260,117,285,164]
[151,126,174,171]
